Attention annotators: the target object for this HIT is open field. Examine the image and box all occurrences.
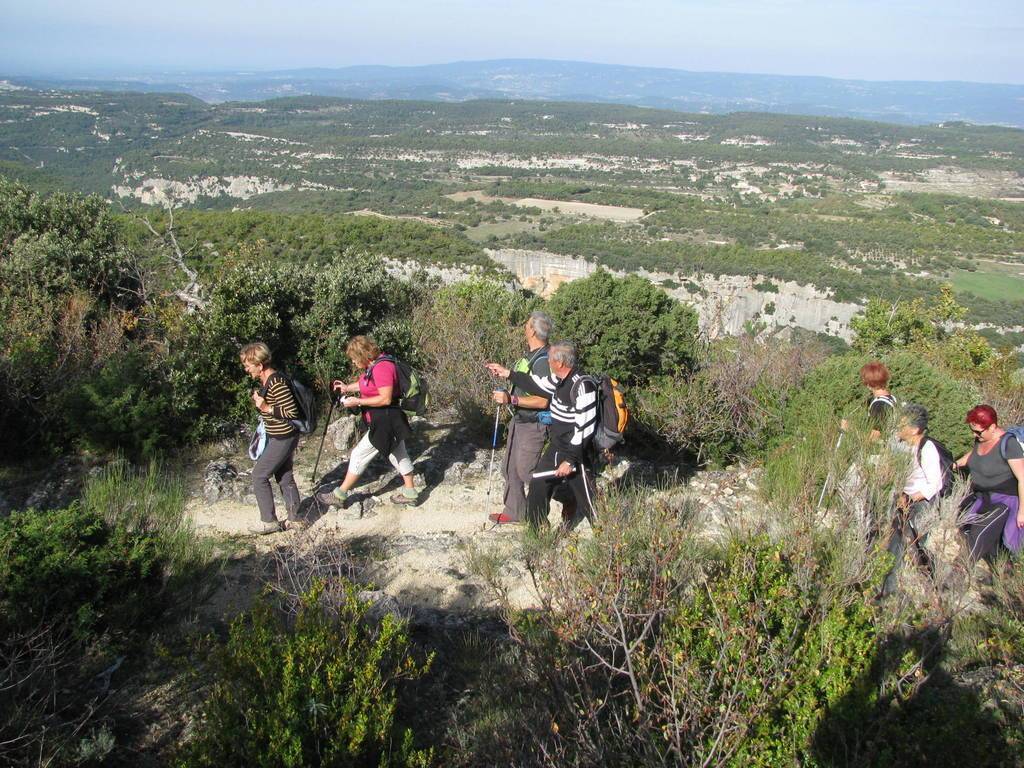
[950,260,1024,301]
[464,219,541,242]
[447,190,645,221]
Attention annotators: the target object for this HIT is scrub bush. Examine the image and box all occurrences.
[414,278,540,432]
[0,463,214,767]
[459,492,886,766]
[778,350,980,457]
[167,257,420,442]
[178,584,432,768]
[64,347,174,459]
[547,269,700,385]
[635,334,826,464]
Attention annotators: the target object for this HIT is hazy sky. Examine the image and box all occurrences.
[1,0,1021,84]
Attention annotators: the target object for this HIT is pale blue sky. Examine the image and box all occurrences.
[1,0,1020,84]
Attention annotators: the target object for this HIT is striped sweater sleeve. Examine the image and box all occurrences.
[267,376,299,420]
[508,369,558,398]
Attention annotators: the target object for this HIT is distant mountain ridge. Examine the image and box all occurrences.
[7,58,1024,128]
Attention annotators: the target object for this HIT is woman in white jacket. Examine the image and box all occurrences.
[881,403,944,597]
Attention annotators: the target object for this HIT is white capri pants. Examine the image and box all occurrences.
[348,431,414,477]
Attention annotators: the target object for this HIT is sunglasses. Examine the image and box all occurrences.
[970,427,987,436]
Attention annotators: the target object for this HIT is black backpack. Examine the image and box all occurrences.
[920,436,955,498]
[284,374,317,435]
[367,355,430,419]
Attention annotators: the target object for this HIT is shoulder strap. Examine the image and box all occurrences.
[527,346,548,369]
[998,431,1020,461]
[569,373,598,401]
[366,354,396,383]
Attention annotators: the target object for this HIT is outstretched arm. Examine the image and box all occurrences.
[1009,457,1024,529]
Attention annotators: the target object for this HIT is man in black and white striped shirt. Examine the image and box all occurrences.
[508,341,599,530]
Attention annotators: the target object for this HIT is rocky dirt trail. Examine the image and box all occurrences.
[190,413,766,626]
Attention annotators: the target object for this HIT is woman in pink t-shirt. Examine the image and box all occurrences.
[315,335,419,508]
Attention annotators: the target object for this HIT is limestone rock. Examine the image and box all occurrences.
[203,459,238,505]
[326,414,360,453]
[339,496,378,520]
[357,589,402,621]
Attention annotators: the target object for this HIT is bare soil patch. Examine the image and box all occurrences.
[446,190,645,221]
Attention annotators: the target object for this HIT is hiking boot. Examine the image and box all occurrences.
[315,489,346,509]
[248,520,284,536]
[391,488,420,506]
[488,512,522,525]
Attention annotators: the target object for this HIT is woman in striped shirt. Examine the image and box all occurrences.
[241,342,303,534]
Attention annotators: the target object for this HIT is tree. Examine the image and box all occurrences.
[547,269,700,385]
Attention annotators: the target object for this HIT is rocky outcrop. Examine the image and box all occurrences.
[202,459,255,506]
[325,414,360,454]
[487,247,860,340]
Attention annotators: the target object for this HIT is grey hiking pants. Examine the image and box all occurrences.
[502,419,548,522]
[253,435,301,523]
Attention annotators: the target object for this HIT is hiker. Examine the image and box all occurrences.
[240,342,303,534]
[513,341,598,531]
[483,311,556,525]
[880,404,944,596]
[954,405,1024,562]
[841,361,897,440]
[315,335,419,509]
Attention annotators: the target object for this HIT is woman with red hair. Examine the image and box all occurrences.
[840,361,896,440]
[954,404,1024,561]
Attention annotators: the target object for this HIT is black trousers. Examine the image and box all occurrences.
[526,446,596,529]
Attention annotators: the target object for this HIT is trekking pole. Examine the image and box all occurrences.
[486,395,502,497]
[311,395,337,490]
[816,429,845,511]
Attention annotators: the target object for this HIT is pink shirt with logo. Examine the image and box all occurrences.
[359,357,397,423]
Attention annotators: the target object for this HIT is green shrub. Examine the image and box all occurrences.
[547,269,699,385]
[291,260,423,382]
[851,288,1015,385]
[167,258,420,442]
[464,492,886,766]
[0,504,169,640]
[64,348,174,459]
[0,462,210,641]
[0,463,215,767]
[778,350,979,457]
[0,179,141,459]
[0,178,131,303]
[179,584,431,768]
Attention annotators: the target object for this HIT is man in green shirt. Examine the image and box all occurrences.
[484,312,555,524]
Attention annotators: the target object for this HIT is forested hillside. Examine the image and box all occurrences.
[2,89,1022,334]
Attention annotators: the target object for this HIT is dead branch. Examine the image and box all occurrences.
[126,204,207,312]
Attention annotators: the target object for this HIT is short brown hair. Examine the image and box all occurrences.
[346,335,381,368]
[859,361,890,389]
[240,341,272,367]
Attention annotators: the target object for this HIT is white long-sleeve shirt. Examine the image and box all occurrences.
[904,438,942,501]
